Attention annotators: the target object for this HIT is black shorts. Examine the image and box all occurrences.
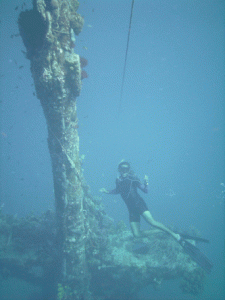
[127,196,148,222]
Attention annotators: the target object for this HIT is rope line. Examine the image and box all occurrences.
[118,0,135,114]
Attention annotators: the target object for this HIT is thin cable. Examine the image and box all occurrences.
[118,0,135,114]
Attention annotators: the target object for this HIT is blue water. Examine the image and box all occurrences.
[0,0,224,299]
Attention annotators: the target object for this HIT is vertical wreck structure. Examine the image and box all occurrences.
[18,0,93,298]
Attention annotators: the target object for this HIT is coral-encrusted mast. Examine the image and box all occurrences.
[18,0,90,299]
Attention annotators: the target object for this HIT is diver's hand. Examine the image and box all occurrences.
[144,175,149,185]
[99,188,109,194]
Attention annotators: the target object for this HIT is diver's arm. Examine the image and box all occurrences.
[108,188,120,194]
[99,188,119,194]
[99,178,120,195]
[138,184,148,193]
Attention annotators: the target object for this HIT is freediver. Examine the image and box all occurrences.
[100,161,181,241]
[100,161,213,272]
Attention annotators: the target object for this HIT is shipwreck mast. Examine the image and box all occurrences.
[18,0,90,298]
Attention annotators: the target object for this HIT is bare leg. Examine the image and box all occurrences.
[130,221,153,238]
[130,222,142,238]
[142,210,180,241]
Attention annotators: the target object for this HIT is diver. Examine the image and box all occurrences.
[100,161,180,241]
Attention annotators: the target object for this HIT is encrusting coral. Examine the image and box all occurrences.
[0,209,206,299]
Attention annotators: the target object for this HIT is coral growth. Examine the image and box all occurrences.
[180,269,206,295]
[80,57,88,80]
[80,56,88,68]
[0,210,207,299]
[81,70,88,80]
[57,283,72,300]
[70,13,84,35]
[18,9,48,59]
[50,0,59,10]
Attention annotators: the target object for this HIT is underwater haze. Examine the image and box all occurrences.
[0,0,224,299]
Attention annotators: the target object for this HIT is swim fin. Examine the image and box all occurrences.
[179,233,209,244]
[179,238,213,273]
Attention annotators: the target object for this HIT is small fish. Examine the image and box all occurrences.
[33,92,36,96]
[83,46,88,50]
[1,132,7,137]
[87,24,93,28]
[19,65,24,69]
[15,6,19,11]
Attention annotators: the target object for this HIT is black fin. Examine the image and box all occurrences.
[179,233,209,243]
[180,239,213,273]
